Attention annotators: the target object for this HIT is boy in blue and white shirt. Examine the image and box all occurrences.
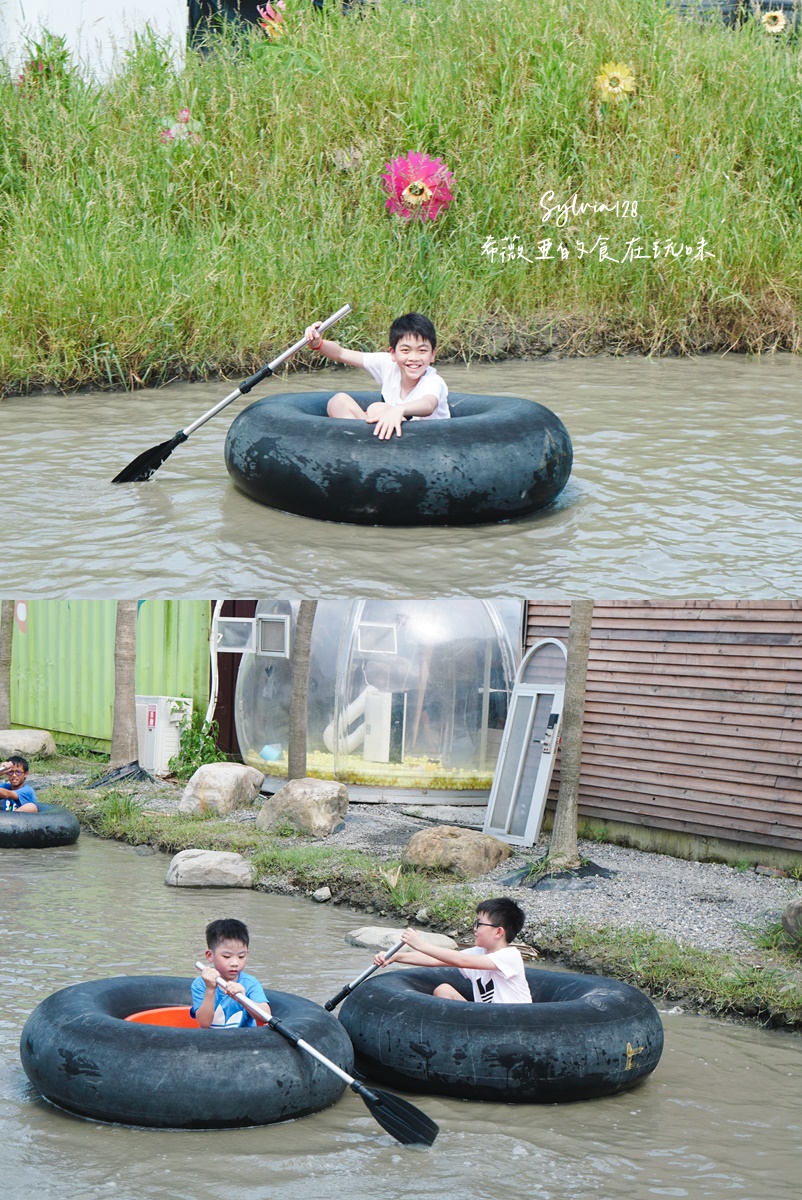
[191,918,269,1028]
[1,756,38,812]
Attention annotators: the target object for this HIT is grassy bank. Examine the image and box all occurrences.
[44,775,802,1032]
[2,1,802,395]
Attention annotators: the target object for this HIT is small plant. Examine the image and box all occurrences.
[159,108,202,146]
[54,741,109,763]
[168,712,224,780]
[17,33,72,95]
[379,863,403,889]
[733,858,753,873]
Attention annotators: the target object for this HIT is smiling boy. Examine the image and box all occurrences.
[0,756,38,812]
[191,918,271,1029]
[373,897,533,1004]
[304,312,450,440]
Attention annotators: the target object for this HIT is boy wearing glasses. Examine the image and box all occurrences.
[0,756,38,812]
[373,897,533,1004]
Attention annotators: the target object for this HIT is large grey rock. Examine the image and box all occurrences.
[402,825,512,878]
[256,777,348,838]
[346,926,457,952]
[178,763,265,816]
[0,729,57,758]
[781,896,802,940]
[165,849,253,888]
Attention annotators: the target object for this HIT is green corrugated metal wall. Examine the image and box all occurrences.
[10,600,210,748]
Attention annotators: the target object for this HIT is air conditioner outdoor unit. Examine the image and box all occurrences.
[135,695,193,775]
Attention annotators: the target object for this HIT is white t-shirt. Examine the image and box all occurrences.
[458,946,532,1004]
[361,352,450,420]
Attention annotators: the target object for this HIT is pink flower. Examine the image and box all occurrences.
[159,128,175,143]
[257,0,287,36]
[176,108,191,124]
[381,151,454,221]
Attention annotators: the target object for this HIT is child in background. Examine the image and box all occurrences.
[0,756,38,812]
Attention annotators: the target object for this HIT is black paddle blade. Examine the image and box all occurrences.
[111,430,188,483]
[354,1083,439,1147]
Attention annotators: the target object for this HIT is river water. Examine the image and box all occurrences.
[3,354,801,597]
[1,836,799,1200]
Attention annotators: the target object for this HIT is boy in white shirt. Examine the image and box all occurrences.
[374,897,533,1004]
[304,312,449,440]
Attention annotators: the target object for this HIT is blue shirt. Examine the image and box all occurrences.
[1,783,38,811]
[190,971,267,1028]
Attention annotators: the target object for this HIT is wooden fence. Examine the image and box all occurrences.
[525,601,802,855]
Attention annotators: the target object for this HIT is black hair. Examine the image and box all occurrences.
[7,755,29,772]
[205,918,250,950]
[476,897,526,942]
[389,312,437,351]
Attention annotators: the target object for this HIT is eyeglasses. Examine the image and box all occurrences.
[473,921,498,930]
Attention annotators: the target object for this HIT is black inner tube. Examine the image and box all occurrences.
[225,391,573,526]
[339,966,664,1103]
[20,976,353,1128]
[0,801,80,848]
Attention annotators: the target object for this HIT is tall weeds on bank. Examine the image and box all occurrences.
[1,0,801,394]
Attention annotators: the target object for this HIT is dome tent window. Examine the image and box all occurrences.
[234,600,523,796]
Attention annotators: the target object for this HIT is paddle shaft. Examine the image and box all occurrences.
[324,940,405,1010]
[183,304,352,437]
[194,964,355,1087]
[194,963,439,1146]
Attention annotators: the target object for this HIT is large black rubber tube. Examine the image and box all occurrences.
[224,391,573,526]
[0,801,80,848]
[339,967,664,1103]
[20,976,354,1128]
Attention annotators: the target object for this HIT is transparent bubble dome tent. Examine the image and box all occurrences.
[234,600,524,796]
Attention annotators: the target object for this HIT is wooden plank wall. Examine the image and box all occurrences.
[526,601,802,853]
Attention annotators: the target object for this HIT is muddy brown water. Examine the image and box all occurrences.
[1,836,800,1200]
[3,355,802,597]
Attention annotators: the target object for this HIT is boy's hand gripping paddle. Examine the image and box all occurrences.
[112,304,352,483]
[194,963,438,1148]
[323,940,405,1011]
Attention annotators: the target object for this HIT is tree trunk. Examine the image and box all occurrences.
[0,600,14,730]
[109,600,140,769]
[287,600,317,781]
[549,598,594,869]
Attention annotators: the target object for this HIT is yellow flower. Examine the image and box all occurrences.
[760,9,788,31]
[595,62,636,104]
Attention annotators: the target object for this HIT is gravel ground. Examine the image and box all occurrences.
[37,771,801,962]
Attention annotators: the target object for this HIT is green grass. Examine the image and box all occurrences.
[549,920,802,1023]
[2,1,802,396]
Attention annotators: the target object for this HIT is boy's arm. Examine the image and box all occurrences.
[367,393,438,440]
[194,971,221,1028]
[373,948,449,969]
[305,322,364,368]
[0,785,36,810]
[399,928,507,971]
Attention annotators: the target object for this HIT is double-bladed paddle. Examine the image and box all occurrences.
[324,940,405,1011]
[112,304,352,483]
[194,963,438,1148]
